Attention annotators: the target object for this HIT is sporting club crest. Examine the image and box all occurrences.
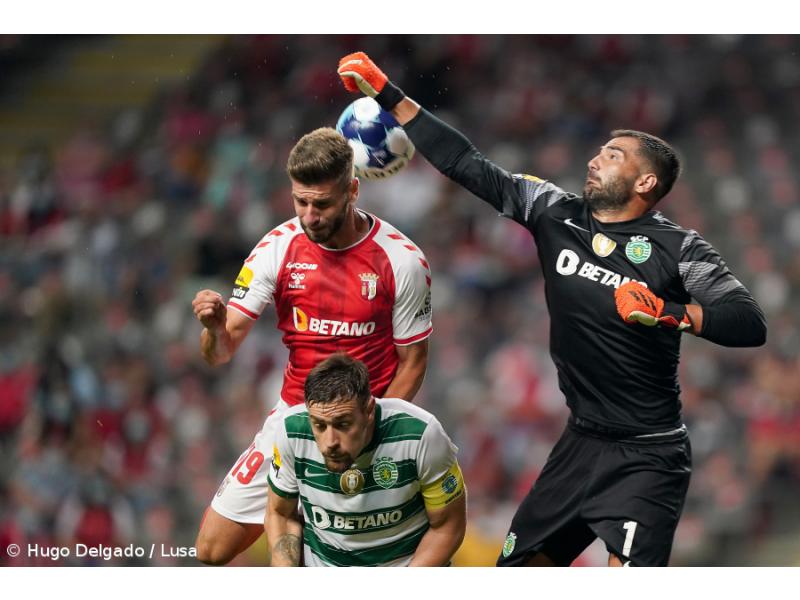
[372,457,399,489]
[502,532,517,558]
[625,235,652,264]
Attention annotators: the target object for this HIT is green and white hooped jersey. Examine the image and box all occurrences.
[268,398,464,567]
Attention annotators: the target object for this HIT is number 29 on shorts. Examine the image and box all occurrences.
[231,443,265,485]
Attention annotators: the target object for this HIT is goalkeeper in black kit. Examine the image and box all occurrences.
[337,52,767,567]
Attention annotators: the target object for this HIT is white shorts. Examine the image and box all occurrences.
[210,398,291,524]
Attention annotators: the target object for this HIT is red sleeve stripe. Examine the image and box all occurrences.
[425,276,431,287]
[244,254,256,263]
[268,229,284,237]
[227,301,259,320]
[285,222,297,232]
[256,241,270,248]
[394,326,432,346]
[403,244,418,252]
[418,258,429,270]
[388,233,405,240]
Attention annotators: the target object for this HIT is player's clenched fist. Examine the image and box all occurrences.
[192,289,227,331]
[614,281,692,331]
[338,51,405,111]
[338,51,387,97]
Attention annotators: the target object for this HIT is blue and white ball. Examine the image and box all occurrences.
[336,97,415,179]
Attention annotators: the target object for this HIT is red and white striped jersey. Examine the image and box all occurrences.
[227,211,432,406]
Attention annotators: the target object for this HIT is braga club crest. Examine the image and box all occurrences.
[359,273,379,300]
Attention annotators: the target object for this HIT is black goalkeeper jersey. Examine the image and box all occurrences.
[405,109,766,434]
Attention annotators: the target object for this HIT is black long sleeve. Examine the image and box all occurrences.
[699,293,767,347]
[404,109,518,214]
[679,230,767,348]
[403,109,473,176]
[403,108,575,228]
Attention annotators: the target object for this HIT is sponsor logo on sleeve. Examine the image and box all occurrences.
[233,266,254,299]
[235,266,254,287]
[414,290,432,321]
[519,174,544,183]
[271,445,281,477]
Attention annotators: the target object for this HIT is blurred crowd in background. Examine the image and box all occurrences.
[1,35,799,566]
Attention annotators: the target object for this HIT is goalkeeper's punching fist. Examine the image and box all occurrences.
[338,52,403,107]
[338,52,421,126]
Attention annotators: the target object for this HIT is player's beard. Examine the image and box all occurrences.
[583,174,633,213]
[323,452,354,473]
[301,200,349,245]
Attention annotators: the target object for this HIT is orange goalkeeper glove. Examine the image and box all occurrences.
[338,51,406,111]
[615,281,692,331]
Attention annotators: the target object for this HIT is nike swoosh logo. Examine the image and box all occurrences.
[563,218,590,233]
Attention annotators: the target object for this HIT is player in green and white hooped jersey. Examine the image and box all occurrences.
[266,353,466,566]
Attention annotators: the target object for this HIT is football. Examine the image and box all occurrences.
[336,97,415,179]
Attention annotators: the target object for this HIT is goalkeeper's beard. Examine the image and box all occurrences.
[583,174,634,213]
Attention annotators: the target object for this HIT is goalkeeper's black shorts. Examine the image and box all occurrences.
[497,418,691,567]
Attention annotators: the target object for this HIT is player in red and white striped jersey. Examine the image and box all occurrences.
[191,128,432,565]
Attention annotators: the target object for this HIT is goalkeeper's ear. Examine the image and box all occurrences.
[634,172,658,198]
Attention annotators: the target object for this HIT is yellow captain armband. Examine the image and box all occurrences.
[421,462,465,510]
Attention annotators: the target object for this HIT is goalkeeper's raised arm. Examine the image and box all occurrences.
[338,52,528,220]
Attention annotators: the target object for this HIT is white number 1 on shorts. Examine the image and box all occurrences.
[622,521,638,557]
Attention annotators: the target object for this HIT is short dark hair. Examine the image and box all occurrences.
[611,129,681,201]
[287,127,353,189]
[304,353,371,408]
